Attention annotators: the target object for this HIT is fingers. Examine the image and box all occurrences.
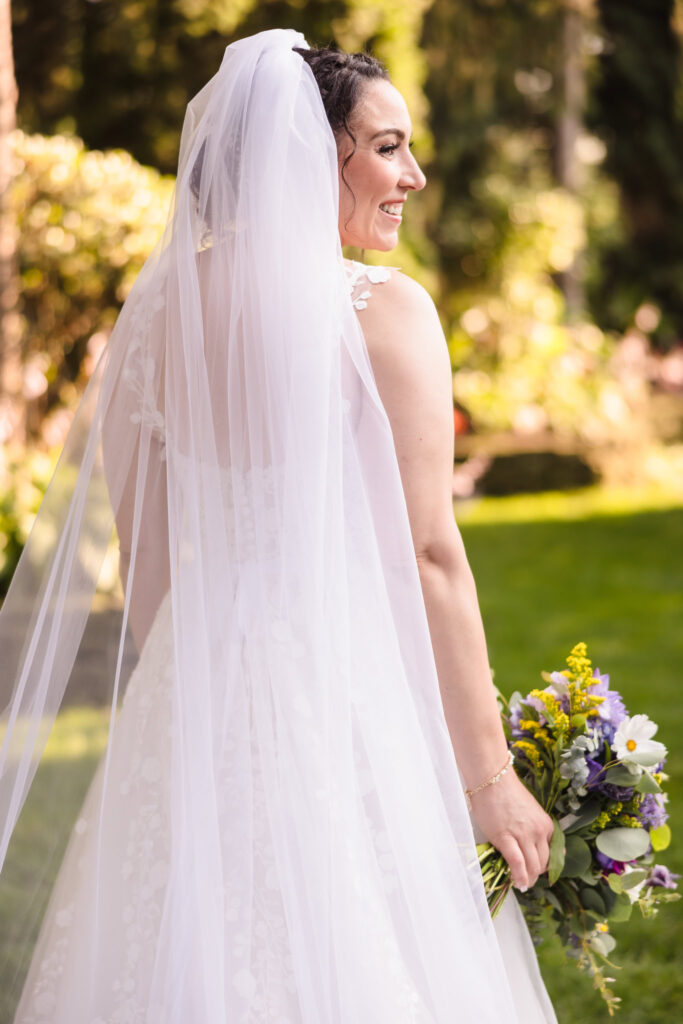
[536,836,550,875]
[524,842,542,889]
[495,835,529,891]
[536,817,554,876]
[497,832,548,891]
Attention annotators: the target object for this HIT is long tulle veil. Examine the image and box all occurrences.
[0,28,519,1021]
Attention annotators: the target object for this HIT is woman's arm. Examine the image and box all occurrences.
[357,271,553,890]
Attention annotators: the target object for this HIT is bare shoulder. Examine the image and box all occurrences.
[352,267,456,549]
[359,268,438,324]
[373,267,436,310]
[356,268,446,361]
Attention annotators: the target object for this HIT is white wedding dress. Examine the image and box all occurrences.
[11,265,557,1024]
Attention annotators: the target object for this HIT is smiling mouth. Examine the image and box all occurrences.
[379,202,403,218]
[376,201,403,216]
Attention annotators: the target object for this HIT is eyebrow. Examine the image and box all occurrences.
[369,128,407,141]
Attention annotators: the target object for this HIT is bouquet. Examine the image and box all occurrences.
[478,642,680,1014]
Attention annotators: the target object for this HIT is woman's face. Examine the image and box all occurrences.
[337,78,426,252]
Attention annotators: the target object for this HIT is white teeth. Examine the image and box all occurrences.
[379,203,402,216]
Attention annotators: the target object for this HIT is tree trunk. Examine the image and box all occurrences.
[0,0,23,444]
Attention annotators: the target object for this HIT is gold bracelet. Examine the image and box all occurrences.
[465,750,514,809]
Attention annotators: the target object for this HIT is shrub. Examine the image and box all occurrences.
[10,130,174,439]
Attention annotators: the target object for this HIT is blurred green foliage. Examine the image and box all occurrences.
[10,131,174,432]
[422,0,683,347]
[588,0,683,344]
[0,444,56,594]
[446,125,645,452]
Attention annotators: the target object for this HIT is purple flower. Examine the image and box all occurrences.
[638,793,668,830]
[584,756,635,801]
[645,865,680,890]
[585,758,604,787]
[546,673,571,713]
[592,669,627,722]
[590,669,627,742]
[509,694,547,738]
[509,703,524,737]
[597,782,635,802]
[595,850,626,875]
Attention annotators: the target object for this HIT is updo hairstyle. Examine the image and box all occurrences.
[293,45,389,195]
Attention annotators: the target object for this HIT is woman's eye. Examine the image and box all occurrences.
[378,143,398,155]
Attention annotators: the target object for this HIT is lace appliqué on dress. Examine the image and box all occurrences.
[345,260,393,310]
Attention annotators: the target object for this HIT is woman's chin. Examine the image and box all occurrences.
[362,232,399,253]
[341,229,399,254]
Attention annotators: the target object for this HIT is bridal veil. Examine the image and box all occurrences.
[0,29,520,1021]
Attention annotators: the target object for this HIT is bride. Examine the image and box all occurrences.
[0,29,557,1023]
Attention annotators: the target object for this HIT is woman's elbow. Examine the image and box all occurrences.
[414,525,473,584]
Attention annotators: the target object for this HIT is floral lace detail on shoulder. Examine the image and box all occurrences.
[345,261,395,311]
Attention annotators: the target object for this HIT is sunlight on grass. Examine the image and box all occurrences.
[455,484,683,525]
[41,706,110,762]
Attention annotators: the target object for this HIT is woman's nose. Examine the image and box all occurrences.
[401,154,427,192]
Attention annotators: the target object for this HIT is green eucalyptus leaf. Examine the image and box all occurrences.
[650,824,671,852]
[596,827,650,862]
[608,892,633,923]
[561,835,592,878]
[620,869,648,890]
[562,798,601,834]
[599,881,618,916]
[589,934,609,957]
[636,772,662,795]
[545,889,563,914]
[580,886,606,917]
[606,873,623,894]
[548,819,566,886]
[520,703,540,722]
[605,764,641,787]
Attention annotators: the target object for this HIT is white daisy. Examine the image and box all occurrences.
[613,714,667,768]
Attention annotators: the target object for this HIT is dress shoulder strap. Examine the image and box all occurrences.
[345,260,395,311]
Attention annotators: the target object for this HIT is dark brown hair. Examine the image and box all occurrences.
[293,46,389,210]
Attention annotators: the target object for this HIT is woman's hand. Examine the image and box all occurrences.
[469,770,554,891]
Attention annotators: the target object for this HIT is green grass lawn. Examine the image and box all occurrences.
[1,487,681,1022]
[457,488,683,1023]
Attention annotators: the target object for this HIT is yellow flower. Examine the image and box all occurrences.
[615,815,642,828]
[512,740,543,772]
[527,689,571,735]
[519,718,539,733]
[519,719,551,744]
[554,711,570,732]
[566,642,593,684]
[595,922,609,933]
